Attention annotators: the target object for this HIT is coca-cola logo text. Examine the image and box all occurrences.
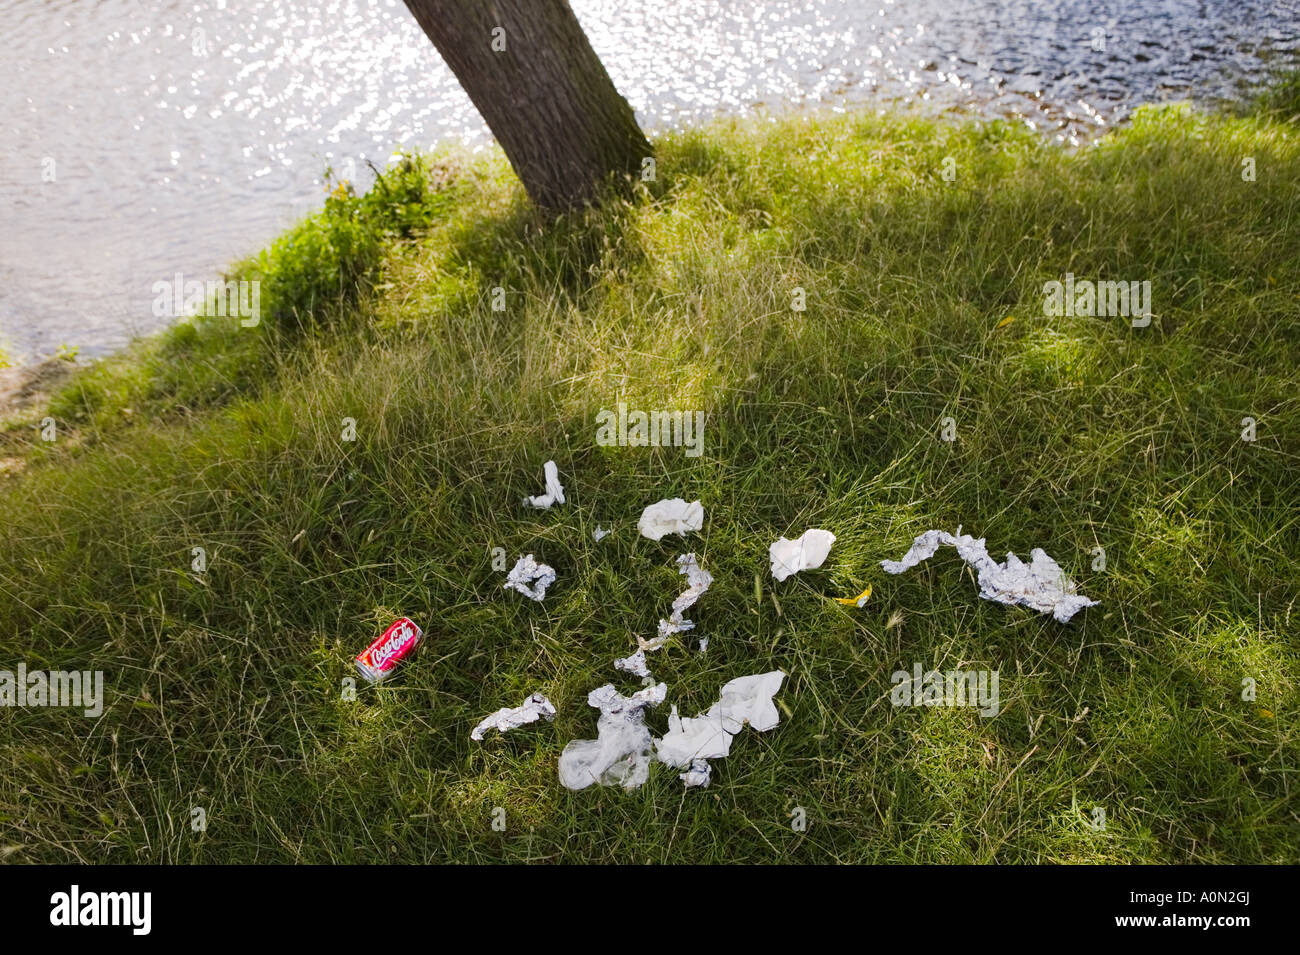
[367,622,416,669]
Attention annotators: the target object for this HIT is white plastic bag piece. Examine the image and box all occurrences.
[881,528,1099,623]
[559,683,667,790]
[593,525,610,542]
[503,554,556,602]
[524,460,565,509]
[470,692,557,741]
[656,671,786,788]
[657,553,713,640]
[638,498,704,541]
[770,529,836,582]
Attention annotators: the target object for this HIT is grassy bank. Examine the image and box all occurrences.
[1,92,1298,863]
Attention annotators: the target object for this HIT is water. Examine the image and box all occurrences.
[1,0,1296,360]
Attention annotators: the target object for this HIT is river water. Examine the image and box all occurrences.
[1,0,1296,360]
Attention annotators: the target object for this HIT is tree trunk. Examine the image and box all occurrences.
[402,0,652,211]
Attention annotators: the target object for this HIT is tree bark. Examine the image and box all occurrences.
[402,0,652,211]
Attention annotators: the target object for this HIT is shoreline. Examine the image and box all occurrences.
[0,357,75,422]
[0,81,1273,367]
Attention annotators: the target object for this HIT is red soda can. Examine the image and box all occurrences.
[355,618,424,683]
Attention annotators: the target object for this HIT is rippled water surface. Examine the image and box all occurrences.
[2,0,1297,358]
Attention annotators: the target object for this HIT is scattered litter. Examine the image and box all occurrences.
[524,460,565,509]
[657,553,713,640]
[612,555,714,678]
[558,682,667,790]
[613,648,651,678]
[593,525,610,542]
[697,637,709,653]
[835,585,873,608]
[880,528,1099,623]
[770,529,836,582]
[470,692,557,741]
[656,671,787,788]
[638,498,704,541]
[503,554,556,602]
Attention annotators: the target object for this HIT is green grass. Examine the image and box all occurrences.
[1251,68,1300,122]
[1,92,1298,864]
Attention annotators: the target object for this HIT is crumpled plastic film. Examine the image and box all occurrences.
[638,498,704,541]
[524,460,565,509]
[503,554,556,602]
[470,692,557,741]
[881,528,1099,623]
[769,529,836,582]
[558,682,667,790]
[656,671,787,788]
[657,553,713,640]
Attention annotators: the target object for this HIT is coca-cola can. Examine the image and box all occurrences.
[355,617,424,683]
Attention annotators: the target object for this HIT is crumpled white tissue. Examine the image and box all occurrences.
[638,498,704,541]
[613,633,667,678]
[470,692,557,741]
[656,671,787,788]
[503,554,556,602]
[770,529,836,582]
[613,648,651,678]
[593,525,610,542]
[680,759,712,787]
[657,553,713,640]
[559,682,667,790]
[880,528,1099,623]
[524,460,565,509]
